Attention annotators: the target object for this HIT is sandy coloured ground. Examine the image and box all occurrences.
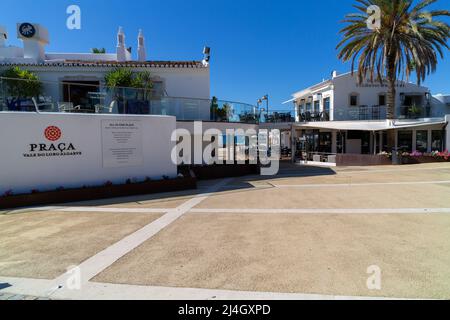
[94,212,450,299]
[0,211,161,279]
[1,163,450,299]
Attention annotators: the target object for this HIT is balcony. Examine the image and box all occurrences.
[336,105,387,121]
[0,77,258,124]
[260,110,295,123]
[398,105,431,119]
[297,111,330,122]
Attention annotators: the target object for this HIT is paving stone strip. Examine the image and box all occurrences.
[0,292,50,300]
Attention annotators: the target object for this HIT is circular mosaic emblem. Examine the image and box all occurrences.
[44,126,62,142]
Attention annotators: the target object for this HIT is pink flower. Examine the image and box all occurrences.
[2,189,13,197]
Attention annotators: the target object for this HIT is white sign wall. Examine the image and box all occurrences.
[0,112,177,194]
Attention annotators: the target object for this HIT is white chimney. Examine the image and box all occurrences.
[332,70,338,78]
[16,23,49,62]
[116,26,127,62]
[0,25,7,47]
[137,29,146,62]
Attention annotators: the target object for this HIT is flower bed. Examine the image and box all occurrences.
[0,175,197,210]
[401,150,450,165]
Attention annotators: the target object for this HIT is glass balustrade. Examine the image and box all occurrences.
[0,77,259,124]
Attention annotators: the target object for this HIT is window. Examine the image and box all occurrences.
[415,130,428,153]
[378,94,386,106]
[398,131,413,153]
[151,81,165,98]
[349,93,359,106]
[300,99,305,113]
[337,132,346,154]
[323,97,330,113]
[314,100,320,112]
[305,102,312,112]
[319,132,332,153]
[431,130,444,152]
[403,95,423,107]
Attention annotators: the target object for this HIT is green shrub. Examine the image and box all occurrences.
[2,67,42,99]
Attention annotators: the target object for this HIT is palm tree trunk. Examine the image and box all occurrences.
[386,56,397,150]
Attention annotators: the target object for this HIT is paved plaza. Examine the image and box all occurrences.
[1,162,450,300]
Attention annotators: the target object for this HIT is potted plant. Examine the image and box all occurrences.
[408,104,422,119]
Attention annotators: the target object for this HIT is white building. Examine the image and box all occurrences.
[0,22,210,105]
[283,71,450,161]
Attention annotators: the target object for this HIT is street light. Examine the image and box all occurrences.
[257,98,263,108]
[261,94,269,115]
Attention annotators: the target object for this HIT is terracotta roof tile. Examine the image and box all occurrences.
[0,60,206,68]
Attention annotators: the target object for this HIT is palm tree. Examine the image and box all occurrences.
[337,0,449,126]
[91,48,106,54]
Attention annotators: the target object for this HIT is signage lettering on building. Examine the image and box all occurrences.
[23,126,82,158]
[356,81,406,88]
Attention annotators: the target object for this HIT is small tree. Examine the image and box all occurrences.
[133,71,153,100]
[104,68,153,113]
[1,67,42,110]
[210,96,219,121]
[2,67,41,99]
[105,68,135,88]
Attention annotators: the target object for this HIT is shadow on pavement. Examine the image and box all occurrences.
[2,162,336,211]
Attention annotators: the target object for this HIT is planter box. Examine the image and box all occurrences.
[0,177,197,210]
[187,164,260,180]
[401,156,450,165]
[336,154,392,166]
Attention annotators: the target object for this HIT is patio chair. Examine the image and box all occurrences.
[57,102,74,112]
[36,102,55,112]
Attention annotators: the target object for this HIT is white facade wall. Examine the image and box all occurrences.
[0,112,177,194]
[291,72,436,121]
[331,73,429,120]
[0,65,210,100]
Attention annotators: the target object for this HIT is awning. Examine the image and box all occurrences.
[292,118,446,132]
[282,98,296,105]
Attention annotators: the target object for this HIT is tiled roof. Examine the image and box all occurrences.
[0,60,206,68]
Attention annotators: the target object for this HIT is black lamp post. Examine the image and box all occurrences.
[261,94,269,115]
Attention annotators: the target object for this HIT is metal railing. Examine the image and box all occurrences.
[0,77,258,124]
[297,111,330,122]
[398,105,431,119]
[335,105,387,121]
[260,110,296,123]
[334,105,432,121]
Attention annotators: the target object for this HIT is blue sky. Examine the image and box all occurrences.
[1,0,449,109]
